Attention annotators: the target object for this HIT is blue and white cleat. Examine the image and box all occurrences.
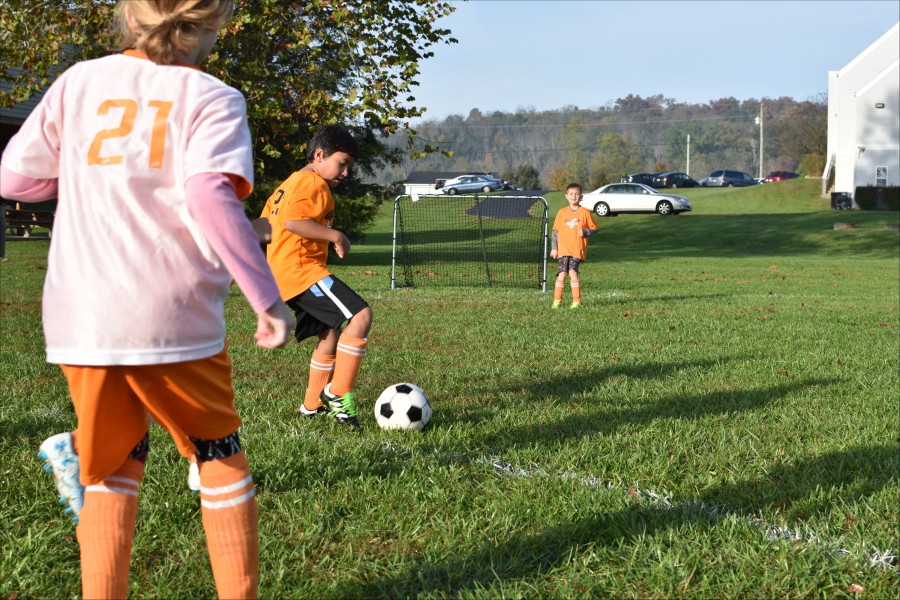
[38,432,84,523]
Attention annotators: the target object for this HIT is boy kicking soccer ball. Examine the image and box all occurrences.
[261,125,373,427]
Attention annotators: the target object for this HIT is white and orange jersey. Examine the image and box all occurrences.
[1,51,255,365]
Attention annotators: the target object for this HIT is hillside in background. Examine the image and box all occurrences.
[372,94,826,192]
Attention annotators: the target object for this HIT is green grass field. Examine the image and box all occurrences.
[1,179,898,598]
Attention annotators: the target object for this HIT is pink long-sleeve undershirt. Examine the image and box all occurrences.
[0,165,280,314]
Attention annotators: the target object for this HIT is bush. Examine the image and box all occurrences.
[799,153,825,177]
[855,186,900,211]
[332,194,383,242]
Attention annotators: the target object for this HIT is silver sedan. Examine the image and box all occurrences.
[579,183,692,217]
[440,175,505,195]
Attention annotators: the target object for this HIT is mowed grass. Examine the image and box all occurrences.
[1,178,898,598]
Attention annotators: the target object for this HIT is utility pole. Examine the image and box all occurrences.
[755,102,764,179]
[686,134,691,175]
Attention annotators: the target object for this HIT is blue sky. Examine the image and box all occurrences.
[410,0,899,122]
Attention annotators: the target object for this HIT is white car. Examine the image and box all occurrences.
[579,183,692,217]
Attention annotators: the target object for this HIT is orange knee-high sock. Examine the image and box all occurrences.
[77,458,144,599]
[554,281,564,302]
[329,335,367,397]
[303,350,335,410]
[199,452,259,600]
[571,281,581,304]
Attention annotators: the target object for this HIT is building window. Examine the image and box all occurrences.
[876,166,887,187]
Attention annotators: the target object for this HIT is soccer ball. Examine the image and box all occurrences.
[374,383,431,431]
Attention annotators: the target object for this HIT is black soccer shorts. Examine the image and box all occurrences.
[285,275,369,342]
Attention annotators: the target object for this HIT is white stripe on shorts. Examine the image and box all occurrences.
[318,279,354,319]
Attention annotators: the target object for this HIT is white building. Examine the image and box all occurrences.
[823,22,900,205]
[402,171,500,197]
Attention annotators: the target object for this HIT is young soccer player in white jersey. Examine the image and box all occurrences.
[0,1,294,597]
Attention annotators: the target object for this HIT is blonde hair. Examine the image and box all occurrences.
[113,0,234,65]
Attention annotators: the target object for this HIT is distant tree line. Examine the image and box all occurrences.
[376,94,826,191]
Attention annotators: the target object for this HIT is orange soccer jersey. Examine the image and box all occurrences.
[552,205,598,260]
[262,171,334,300]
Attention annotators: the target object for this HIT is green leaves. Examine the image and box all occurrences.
[0,0,456,206]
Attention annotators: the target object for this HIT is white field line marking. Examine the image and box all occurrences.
[378,443,896,572]
[483,457,897,572]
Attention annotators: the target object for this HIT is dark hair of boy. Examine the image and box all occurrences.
[566,182,582,193]
[306,124,360,163]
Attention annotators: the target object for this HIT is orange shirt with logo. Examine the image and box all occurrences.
[262,171,334,300]
[552,205,598,260]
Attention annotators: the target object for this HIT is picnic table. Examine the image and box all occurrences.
[1,199,56,260]
[2,199,55,238]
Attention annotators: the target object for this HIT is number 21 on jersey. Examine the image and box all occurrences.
[87,99,173,169]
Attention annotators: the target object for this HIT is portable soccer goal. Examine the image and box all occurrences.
[391,194,549,291]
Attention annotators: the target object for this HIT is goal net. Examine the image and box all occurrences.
[391,194,549,291]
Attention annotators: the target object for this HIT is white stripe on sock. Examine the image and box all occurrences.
[200,488,256,510]
[337,342,366,357]
[104,476,140,487]
[86,484,138,497]
[200,475,253,496]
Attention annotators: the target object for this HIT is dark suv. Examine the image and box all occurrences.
[621,173,661,186]
[651,172,700,189]
[706,170,758,187]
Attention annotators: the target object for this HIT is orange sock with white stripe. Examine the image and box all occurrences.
[303,350,335,411]
[571,281,581,304]
[77,458,144,599]
[554,281,564,302]
[329,335,367,396]
[199,452,258,599]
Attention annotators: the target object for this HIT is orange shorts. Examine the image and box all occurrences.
[60,349,241,486]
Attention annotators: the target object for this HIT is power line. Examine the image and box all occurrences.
[412,114,755,130]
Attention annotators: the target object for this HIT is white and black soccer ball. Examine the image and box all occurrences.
[374,383,431,431]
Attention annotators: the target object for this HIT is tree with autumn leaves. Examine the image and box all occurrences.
[0,0,456,236]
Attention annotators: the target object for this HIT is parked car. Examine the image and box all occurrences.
[764,171,800,183]
[439,174,505,195]
[651,172,701,189]
[705,169,759,187]
[621,172,662,186]
[579,183,692,217]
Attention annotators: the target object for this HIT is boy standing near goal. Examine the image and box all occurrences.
[261,125,372,427]
[550,183,599,309]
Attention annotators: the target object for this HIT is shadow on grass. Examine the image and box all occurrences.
[473,373,837,453]
[254,358,836,494]
[339,442,898,598]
